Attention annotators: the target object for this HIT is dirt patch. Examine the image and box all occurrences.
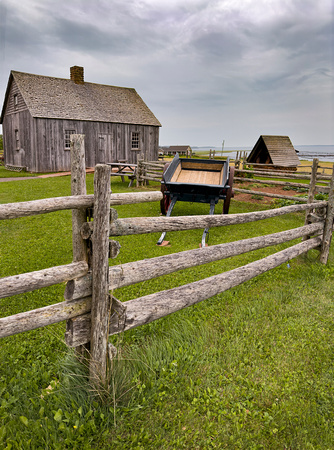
[232,182,307,205]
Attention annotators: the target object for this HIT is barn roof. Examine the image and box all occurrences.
[1,70,161,127]
[247,135,300,167]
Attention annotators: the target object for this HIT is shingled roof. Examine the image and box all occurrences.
[247,135,300,167]
[1,69,161,127]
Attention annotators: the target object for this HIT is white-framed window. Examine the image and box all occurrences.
[15,129,20,150]
[14,94,18,107]
[131,132,140,150]
[64,130,76,150]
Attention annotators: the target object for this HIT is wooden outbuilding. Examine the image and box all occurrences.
[247,135,300,171]
[0,66,161,172]
[164,145,192,157]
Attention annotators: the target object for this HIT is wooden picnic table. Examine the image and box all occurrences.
[107,162,137,187]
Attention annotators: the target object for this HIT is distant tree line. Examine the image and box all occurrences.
[0,135,3,151]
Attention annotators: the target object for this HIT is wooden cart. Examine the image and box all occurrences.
[158,154,234,246]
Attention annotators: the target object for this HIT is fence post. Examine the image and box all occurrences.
[90,164,111,387]
[235,152,240,170]
[320,164,334,264]
[303,158,319,241]
[71,135,88,262]
[243,152,248,168]
[69,135,90,356]
[136,153,144,187]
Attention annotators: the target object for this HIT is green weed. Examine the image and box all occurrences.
[251,194,264,200]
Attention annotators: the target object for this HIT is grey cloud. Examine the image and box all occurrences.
[53,19,134,54]
[0,0,333,145]
[1,4,47,56]
[191,31,243,61]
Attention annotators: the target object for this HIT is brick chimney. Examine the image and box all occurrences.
[70,66,84,84]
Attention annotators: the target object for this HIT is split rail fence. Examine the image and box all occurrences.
[136,157,166,186]
[1,135,334,387]
[135,157,332,206]
[233,160,333,203]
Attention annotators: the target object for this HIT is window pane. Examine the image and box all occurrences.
[132,132,139,149]
[64,130,76,149]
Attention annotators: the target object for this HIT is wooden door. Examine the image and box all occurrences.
[97,134,113,163]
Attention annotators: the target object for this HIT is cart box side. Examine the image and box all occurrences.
[170,163,183,182]
[164,155,229,188]
[180,161,225,171]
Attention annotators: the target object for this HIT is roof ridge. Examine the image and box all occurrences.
[4,69,161,127]
[12,70,135,91]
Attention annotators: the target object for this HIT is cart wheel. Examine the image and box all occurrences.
[160,163,171,215]
[223,166,235,214]
[160,187,171,215]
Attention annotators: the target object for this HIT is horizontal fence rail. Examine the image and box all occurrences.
[0,234,322,341]
[0,191,162,220]
[65,236,322,346]
[80,201,327,239]
[233,188,310,202]
[136,159,165,186]
[65,222,324,300]
[233,177,330,193]
[241,161,330,170]
[106,237,322,336]
[235,168,332,181]
[0,261,88,299]
[233,160,333,204]
[0,297,92,339]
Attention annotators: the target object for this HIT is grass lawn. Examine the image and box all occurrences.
[0,174,333,449]
[0,166,38,178]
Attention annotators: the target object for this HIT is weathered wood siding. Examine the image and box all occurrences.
[4,80,27,115]
[5,115,159,172]
[2,80,33,169]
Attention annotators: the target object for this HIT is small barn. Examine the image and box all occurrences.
[0,66,161,172]
[164,145,192,157]
[247,135,300,171]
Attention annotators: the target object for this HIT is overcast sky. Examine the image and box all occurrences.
[0,0,333,146]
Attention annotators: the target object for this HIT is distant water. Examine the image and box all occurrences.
[192,146,251,161]
[293,145,334,162]
[192,145,334,162]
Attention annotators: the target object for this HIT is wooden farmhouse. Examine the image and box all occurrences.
[0,66,161,172]
[247,135,300,171]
